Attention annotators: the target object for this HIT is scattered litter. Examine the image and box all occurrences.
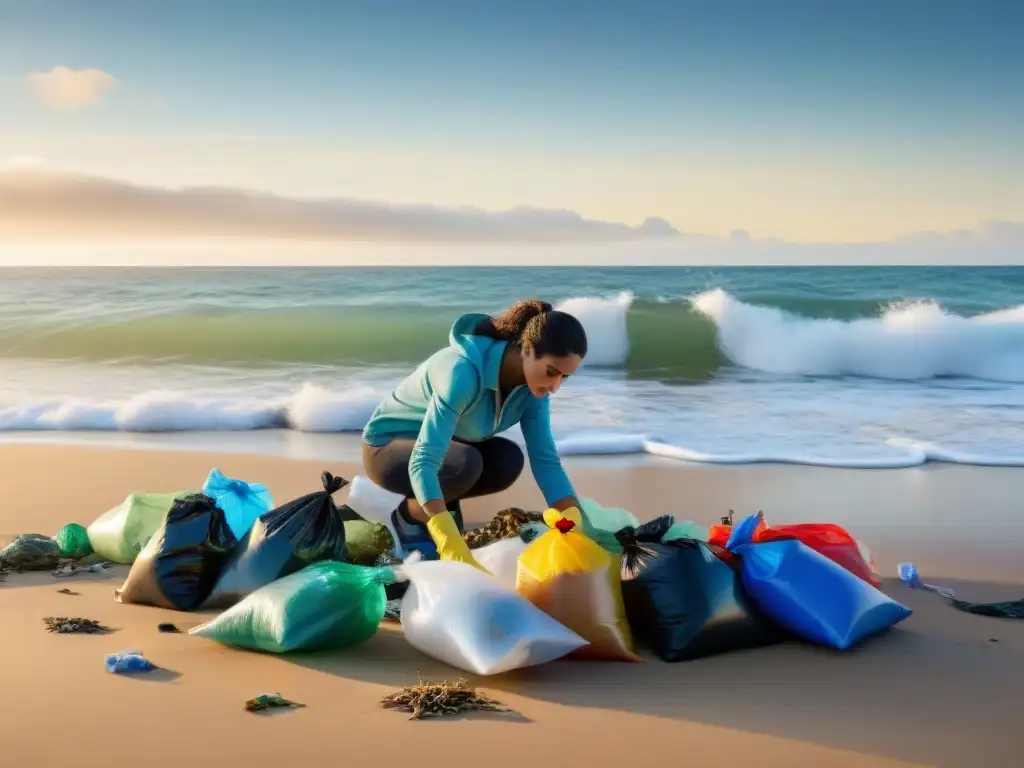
[44,616,111,634]
[376,552,403,567]
[384,599,402,622]
[52,560,113,579]
[56,588,80,596]
[0,534,62,571]
[244,693,306,712]
[463,508,543,549]
[375,551,409,602]
[104,651,156,674]
[380,678,515,720]
[519,525,544,544]
[158,623,181,633]
[898,562,1024,619]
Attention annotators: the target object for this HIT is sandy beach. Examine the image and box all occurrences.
[2,442,1023,768]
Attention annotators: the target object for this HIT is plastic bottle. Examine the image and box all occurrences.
[104,651,155,674]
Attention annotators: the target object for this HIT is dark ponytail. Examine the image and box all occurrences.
[475,299,588,359]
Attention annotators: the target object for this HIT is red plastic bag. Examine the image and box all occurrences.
[708,512,766,547]
[710,512,880,587]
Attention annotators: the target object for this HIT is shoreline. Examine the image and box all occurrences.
[0,441,1022,767]
[2,440,1023,583]
[2,428,1024,470]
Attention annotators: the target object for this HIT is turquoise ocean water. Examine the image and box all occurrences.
[0,265,1022,466]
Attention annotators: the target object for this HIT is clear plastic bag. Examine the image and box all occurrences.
[399,558,587,676]
[87,491,192,564]
[202,468,274,540]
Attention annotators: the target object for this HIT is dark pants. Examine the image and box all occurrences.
[361,436,525,525]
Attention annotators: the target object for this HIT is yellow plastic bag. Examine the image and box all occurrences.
[516,507,639,662]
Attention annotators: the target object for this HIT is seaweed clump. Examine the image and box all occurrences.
[463,508,544,549]
[43,616,112,634]
[381,678,515,720]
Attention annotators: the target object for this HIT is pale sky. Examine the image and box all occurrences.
[1,0,1022,245]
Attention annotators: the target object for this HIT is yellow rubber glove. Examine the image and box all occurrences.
[426,511,491,574]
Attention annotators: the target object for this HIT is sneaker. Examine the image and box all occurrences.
[390,501,466,559]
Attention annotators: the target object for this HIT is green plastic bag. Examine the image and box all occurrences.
[189,560,398,653]
[87,491,192,564]
[579,498,640,553]
[663,521,710,542]
[55,523,93,559]
[343,519,394,565]
[580,498,640,538]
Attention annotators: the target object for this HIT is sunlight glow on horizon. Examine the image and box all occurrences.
[1,2,1021,248]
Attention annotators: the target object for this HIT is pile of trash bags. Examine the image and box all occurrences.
[25,467,914,680]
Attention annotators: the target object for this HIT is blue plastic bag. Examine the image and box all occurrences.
[202,468,274,540]
[729,512,911,650]
[105,651,156,674]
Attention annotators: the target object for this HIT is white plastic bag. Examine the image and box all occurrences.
[472,537,527,589]
[345,475,405,557]
[399,559,586,675]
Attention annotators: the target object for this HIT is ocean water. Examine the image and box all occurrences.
[0,264,1023,467]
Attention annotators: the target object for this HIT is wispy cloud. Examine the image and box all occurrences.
[896,221,1024,247]
[25,67,117,110]
[1,165,1020,253]
[0,166,682,241]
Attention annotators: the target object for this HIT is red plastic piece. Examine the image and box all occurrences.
[554,518,576,534]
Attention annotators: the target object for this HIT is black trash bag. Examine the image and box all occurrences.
[115,493,238,611]
[203,472,348,608]
[951,597,1024,619]
[618,522,784,662]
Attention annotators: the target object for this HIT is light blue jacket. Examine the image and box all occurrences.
[362,312,575,507]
